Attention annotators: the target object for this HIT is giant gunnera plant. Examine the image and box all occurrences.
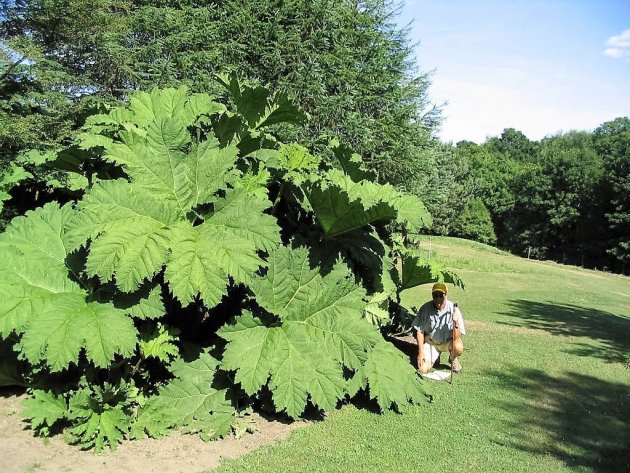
[0,75,462,451]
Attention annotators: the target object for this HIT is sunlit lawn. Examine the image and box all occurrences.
[214,237,630,472]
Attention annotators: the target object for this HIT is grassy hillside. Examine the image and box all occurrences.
[214,236,630,473]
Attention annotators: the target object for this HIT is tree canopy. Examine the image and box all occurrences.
[1,0,442,203]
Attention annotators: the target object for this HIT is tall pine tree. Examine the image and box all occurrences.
[1,0,442,195]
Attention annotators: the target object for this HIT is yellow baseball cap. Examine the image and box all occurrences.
[432,282,448,294]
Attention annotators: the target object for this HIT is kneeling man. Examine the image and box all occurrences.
[413,282,465,374]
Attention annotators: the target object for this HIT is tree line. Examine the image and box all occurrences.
[446,123,630,274]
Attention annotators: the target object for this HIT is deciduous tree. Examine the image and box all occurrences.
[594,117,630,273]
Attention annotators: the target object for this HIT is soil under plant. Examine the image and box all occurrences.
[0,388,304,473]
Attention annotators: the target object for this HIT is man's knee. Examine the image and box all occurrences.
[450,338,464,357]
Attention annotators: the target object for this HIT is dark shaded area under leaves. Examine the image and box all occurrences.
[0,386,24,398]
[499,299,630,365]
[386,334,417,368]
[489,366,630,472]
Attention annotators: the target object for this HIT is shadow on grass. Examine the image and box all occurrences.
[499,300,630,365]
[491,367,629,472]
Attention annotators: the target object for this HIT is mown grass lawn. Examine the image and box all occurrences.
[214,237,630,473]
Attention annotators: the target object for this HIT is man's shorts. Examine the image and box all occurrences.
[421,340,451,367]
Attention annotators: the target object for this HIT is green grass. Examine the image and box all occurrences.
[214,236,630,472]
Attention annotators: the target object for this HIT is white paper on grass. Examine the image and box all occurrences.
[421,370,452,381]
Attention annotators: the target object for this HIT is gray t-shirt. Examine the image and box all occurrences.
[412,300,466,345]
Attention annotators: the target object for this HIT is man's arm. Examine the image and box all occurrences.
[453,319,462,339]
[454,307,466,335]
[415,330,428,373]
[451,308,464,357]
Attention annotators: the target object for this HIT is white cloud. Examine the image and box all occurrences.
[604,29,630,59]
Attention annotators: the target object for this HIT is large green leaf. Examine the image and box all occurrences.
[67,180,180,291]
[0,203,84,337]
[305,170,431,237]
[190,138,239,206]
[217,74,307,130]
[169,351,221,383]
[220,246,383,417]
[70,89,273,302]
[258,246,380,367]
[114,285,166,320]
[132,353,236,441]
[330,140,376,182]
[205,188,281,252]
[250,246,364,321]
[104,130,192,214]
[156,377,232,428]
[129,87,188,125]
[71,185,273,305]
[84,89,238,215]
[220,245,430,417]
[163,224,228,306]
[400,256,465,291]
[217,313,277,395]
[125,87,225,128]
[20,294,137,371]
[0,203,139,371]
[307,185,395,236]
[22,390,67,433]
[353,340,427,411]
[305,228,394,293]
[165,220,264,307]
[218,312,346,419]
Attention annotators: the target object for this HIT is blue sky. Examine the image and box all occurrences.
[398,0,630,143]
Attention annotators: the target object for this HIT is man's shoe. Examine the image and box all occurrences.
[449,356,462,373]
